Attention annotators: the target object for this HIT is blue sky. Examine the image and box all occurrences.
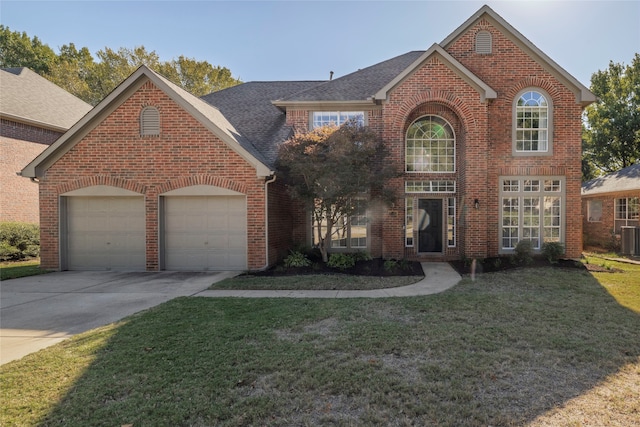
[2,1,638,87]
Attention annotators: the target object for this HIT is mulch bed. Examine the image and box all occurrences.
[449,256,587,276]
[254,257,424,277]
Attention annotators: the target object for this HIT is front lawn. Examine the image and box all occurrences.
[2,267,639,426]
[0,259,48,281]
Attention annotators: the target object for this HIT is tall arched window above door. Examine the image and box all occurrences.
[405,116,455,172]
[140,106,160,136]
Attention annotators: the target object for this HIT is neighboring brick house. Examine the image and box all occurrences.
[1,67,91,223]
[582,164,640,250]
[21,5,595,271]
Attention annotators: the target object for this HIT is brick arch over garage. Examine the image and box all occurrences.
[56,175,146,195]
[157,175,248,195]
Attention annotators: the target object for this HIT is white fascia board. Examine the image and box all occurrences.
[374,44,497,103]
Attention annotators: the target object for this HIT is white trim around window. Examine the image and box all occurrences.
[512,88,553,156]
[499,176,565,253]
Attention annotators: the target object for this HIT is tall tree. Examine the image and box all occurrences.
[277,123,399,262]
[0,25,56,74]
[158,56,241,97]
[583,54,640,175]
[45,43,96,103]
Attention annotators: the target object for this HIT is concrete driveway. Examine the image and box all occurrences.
[0,270,235,365]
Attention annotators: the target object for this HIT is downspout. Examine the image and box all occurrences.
[260,174,277,271]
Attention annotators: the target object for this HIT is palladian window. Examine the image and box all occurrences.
[406,116,455,172]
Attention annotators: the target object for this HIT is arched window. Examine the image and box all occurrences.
[140,107,160,136]
[514,90,551,153]
[405,116,455,172]
[475,30,492,54]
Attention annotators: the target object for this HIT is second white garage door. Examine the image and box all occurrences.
[163,196,247,270]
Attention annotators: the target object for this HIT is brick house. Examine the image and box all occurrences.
[582,164,640,250]
[1,68,91,224]
[21,5,595,271]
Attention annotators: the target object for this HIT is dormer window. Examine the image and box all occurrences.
[475,30,492,54]
[140,107,160,136]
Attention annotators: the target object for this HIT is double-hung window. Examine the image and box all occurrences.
[312,199,368,250]
[500,177,564,252]
[514,90,551,154]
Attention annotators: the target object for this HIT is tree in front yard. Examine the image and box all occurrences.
[277,122,398,262]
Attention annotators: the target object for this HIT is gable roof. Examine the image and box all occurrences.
[441,5,595,106]
[21,66,273,178]
[373,44,497,103]
[202,81,324,165]
[582,164,640,196]
[0,67,92,131]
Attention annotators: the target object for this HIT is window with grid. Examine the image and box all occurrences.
[500,177,565,251]
[406,116,455,172]
[312,111,364,129]
[405,198,414,247]
[614,197,640,232]
[312,199,368,250]
[515,91,549,153]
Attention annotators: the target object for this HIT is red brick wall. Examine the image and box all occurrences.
[38,80,269,270]
[583,191,640,249]
[447,18,585,258]
[283,17,586,261]
[0,136,49,223]
[1,118,62,145]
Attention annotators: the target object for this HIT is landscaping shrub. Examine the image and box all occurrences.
[513,239,534,265]
[0,222,40,261]
[283,250,312,268]
[327,253,356,270]
[541,241,564,264]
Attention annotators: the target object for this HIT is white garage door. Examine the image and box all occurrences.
[163,196,247,270]
[66,197,146,270]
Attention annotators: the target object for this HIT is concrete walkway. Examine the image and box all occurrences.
[195,262,461,299]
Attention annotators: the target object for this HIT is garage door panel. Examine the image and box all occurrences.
[164,196,247,271]
[66,197,145,271]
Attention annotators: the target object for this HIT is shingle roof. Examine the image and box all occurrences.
[201,81,324,164]
[0,67,92,130]
[582,164,640,196]
[276,51,424,102]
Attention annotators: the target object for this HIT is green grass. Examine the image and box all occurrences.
[583,255,640,313]
[2,267,639,426]
[0,260,49,281]
[210,273,424,290]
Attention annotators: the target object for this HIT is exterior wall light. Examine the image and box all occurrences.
[474,199,480,209]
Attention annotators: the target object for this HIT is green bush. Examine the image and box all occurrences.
[0,222,40,261]
[327,253,356,270]
[383,258,398,272]
[283,250,312,268]
[513,240,534,265]
[541,241,564,264]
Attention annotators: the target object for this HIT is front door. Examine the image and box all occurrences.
[418,199,443,253]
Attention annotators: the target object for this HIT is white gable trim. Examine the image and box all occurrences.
[374,44,497,103]
[441,5,595,106]
[20,66,273,179]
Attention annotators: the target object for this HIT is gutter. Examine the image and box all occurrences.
[260,174,277,271]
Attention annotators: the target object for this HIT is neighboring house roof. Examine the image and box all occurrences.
[441,5,595,106]
[0,67,92,131]
[582,164,640,196]
[20,66,273,178]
